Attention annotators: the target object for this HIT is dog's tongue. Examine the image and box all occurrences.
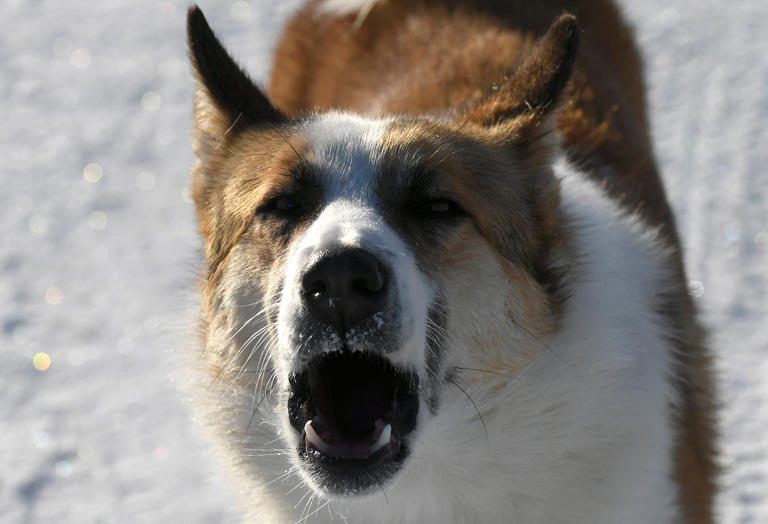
[305,418,391,459]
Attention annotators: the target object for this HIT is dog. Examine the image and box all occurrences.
[185,1,717,521]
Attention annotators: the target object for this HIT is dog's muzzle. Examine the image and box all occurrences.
[286,248,419,493]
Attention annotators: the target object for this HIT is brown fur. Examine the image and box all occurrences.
[268,1,717,520]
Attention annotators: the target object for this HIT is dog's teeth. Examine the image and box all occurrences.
[369,423,391,454]
[305,421,332,454]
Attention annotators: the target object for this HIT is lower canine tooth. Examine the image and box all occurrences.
[305,421,333,455]
[369,423,391,454]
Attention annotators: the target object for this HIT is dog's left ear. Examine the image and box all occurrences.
[462,14,578,134]
[187,5,285,148]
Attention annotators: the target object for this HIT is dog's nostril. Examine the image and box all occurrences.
[352,272,384,295]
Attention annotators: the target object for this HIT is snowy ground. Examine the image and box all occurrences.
[1,0,766,522]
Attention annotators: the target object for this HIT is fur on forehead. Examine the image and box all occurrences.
[300,112,391,198]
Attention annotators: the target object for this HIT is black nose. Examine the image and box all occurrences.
[301,248,389,333]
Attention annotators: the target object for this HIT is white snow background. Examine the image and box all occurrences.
[1,0,766,522]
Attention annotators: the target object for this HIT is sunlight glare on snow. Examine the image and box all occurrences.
[28,214,49,235]
[658,8,680,28]
[45,287,64,305]
[55,460,73,478]
[83,163,103,183]
[32,352,52,372]
[141,91,162,112]
[70,48,92,69]
[32,430,52,449]
[88,211,108,230]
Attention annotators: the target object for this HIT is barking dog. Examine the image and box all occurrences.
[186,1,717,522]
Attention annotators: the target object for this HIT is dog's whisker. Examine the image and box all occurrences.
[216,329,272,396]
[297,492,318,524]
[242,452,291,458]
[221,295,281,347]
[302,498,332,523]
[262,466,300,489]
[220,314,278,378]
[245,370,278,433]
[379,485,390,505]
[216,315,275,378]
[285,479,308,496]
[453,366,511,377]
[293,486,314,510]
[231,326,276,384]
[446,378,490,451]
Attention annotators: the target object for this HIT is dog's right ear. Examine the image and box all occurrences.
[187,6,284,148]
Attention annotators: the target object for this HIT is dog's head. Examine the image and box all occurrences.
[187,7,577,498]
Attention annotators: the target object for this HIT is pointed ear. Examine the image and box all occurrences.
[187,5,284,143]
[462,14,578,129]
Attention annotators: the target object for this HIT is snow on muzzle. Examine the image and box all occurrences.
[288,351,419,494]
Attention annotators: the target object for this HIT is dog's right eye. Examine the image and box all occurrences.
[258,195,303,218]
[273,196,299,212]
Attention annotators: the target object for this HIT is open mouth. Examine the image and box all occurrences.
[288,351,419,494]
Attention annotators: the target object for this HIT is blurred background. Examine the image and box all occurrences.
[1,0,766,522]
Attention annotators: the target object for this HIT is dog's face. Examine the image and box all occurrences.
[187,8,576,498]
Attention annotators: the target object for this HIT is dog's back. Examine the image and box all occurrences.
[268,1,716,521]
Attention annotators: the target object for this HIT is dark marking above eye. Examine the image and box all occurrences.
[383,165,466,220]
[255,168,325,222]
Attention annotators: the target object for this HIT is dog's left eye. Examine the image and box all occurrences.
[422,198,465,218]
[428,199,456,214]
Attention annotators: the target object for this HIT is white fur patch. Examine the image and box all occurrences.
[276,113,432,376]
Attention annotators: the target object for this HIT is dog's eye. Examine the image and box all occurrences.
[259,195,303,218]
[273,196,299,212]
[423,198,464,218]
[428,199,456,214]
